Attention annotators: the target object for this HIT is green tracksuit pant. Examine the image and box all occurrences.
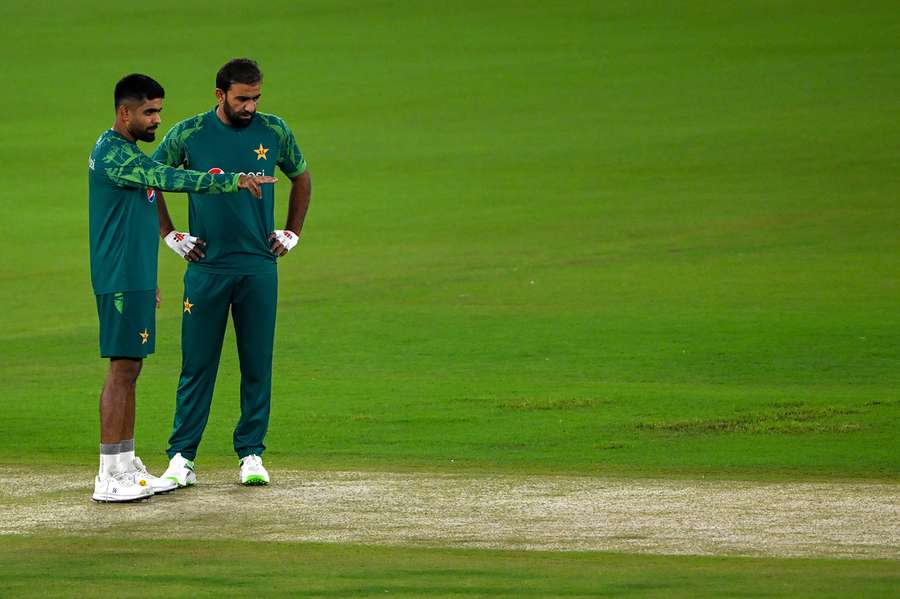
[167,268,277,460]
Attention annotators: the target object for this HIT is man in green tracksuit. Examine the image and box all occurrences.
[89,73,276,502]
[153,58,312,486]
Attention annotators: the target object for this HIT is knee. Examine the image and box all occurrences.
[110,358,142,385]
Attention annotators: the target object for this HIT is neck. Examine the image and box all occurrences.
[112,121,137,143]
[215,105,233,127]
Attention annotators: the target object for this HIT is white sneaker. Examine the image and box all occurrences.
[240,454,269,485]
[92,472,152,503]
[125,457,177,494]
[160,452,197,488]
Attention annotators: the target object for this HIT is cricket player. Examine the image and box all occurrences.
[89,73,277,502]
[152,58,312,486]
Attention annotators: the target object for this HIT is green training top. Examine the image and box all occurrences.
[152,109,307,274]
[88,129,241,295]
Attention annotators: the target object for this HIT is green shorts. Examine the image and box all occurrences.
[95,290,156,358]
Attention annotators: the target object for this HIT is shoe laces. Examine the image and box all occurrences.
[108,470,139,486]
[242,455,262,468]
[132,457,149,475]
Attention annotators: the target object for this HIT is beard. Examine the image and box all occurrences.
[223,101,254,128]
[131,124,157,142]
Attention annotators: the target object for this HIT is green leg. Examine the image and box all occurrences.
[167,270,233,460]
[231,270,277,459]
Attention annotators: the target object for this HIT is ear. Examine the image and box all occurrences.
[117,103,130,122]
[215,88,225,105]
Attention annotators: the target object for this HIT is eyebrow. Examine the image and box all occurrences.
[235,94,262,101]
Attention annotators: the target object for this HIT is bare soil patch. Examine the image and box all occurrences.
[1,468,897,559]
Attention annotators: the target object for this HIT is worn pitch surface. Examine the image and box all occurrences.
[2,468,897,559]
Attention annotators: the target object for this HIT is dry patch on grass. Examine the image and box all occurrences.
[497,397,602,411]
[0,468,897,559]
[637,406,864,434]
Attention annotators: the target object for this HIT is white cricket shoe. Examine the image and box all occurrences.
[240,454,270,485]
[160,452,197,488]
[92,472,152,503]
[125,457,177,494]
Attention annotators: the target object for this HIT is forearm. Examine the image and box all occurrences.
[106,156,239,194]
[285,171,312,235]
[156,191,176,237]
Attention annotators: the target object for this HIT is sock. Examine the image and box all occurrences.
[118,438,136,472]
[99,442,121,478]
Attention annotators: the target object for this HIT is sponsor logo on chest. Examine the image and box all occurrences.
[208,167,266,177]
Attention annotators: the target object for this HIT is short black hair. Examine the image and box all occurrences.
[114,74,165,109]
[216,58,262,92]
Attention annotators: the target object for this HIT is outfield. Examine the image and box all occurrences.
[1,0,898,596]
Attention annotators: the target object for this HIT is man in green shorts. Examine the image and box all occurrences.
[153,58,312,486]
[89,73,276,502]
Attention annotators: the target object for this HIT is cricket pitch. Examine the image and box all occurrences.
[1,468,897,559]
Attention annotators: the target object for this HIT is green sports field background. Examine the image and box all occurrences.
[1,1,898,595]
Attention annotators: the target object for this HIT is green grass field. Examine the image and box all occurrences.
[1,537,898,598]
[1,0,898,595]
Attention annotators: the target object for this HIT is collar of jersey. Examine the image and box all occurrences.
[208,107,255,133]
[107,128,136,145]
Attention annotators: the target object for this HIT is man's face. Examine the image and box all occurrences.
[217,82,261,128]
[124,98,163,142]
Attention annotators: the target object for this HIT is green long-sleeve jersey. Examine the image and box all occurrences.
[88,129,241,295]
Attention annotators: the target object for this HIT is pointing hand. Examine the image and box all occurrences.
[237,174,278,199]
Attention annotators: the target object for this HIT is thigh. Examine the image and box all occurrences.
[96,290,156,358]
[181,269,234,359]
[231,270,278,358]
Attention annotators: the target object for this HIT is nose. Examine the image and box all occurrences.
[245,100,257,113]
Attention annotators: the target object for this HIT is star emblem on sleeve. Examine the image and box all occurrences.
[183,298,194,314]
[139,329,150,344]
[253,144,269,160]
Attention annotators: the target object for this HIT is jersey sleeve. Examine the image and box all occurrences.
[103,142,239,194]
[274,119,308,178]
[151,126,186,167]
